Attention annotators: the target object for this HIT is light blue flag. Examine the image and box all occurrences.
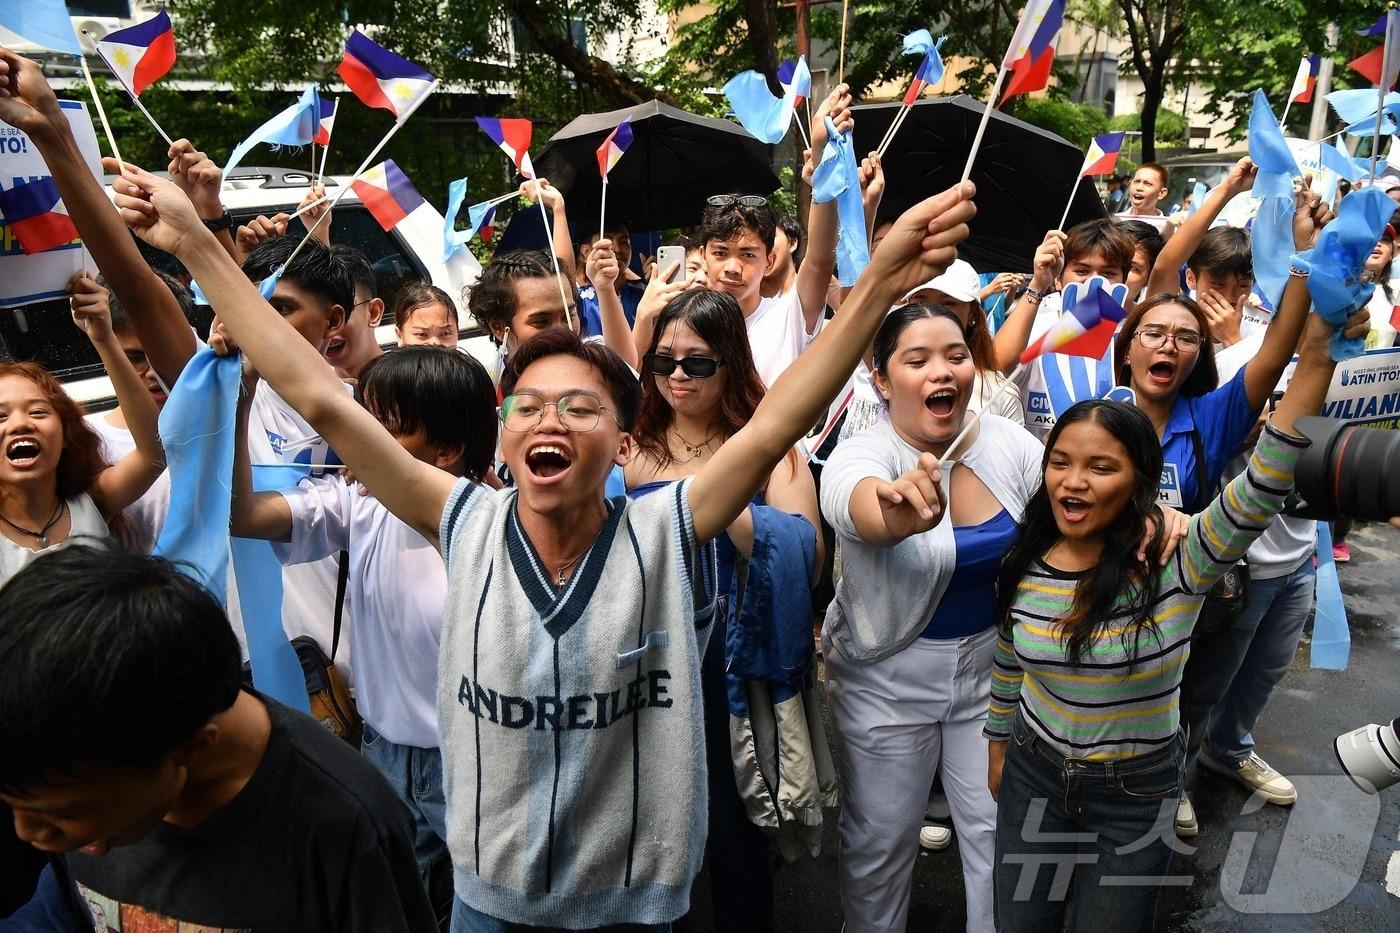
[1250,196,1295,309]
[153,348,308,711]
[1187,180,1207,217]
[1290,185,1392,360]
[0,0,81,54]
[903,29,936,55]
[1320,140,1364,182]
[190,273,279,306]
[1325,88,1400,125]
[223,85,323,182]
[1310,521,1351,669]
[1248,89,1300,200]
[811,116,870,286]
[1342,107,1400,138]
[444,177,469,261]
[723,69,798,144]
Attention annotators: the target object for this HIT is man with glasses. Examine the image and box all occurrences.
[326,244,387,379]
[699,85,851,388]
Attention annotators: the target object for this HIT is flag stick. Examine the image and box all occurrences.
[1279,99,1294,130]
[485,190,520,208]
[311,139,317,179]
[81,31,174,147]
[839,0,850,84]
[961,66,1011,185]
[78,54,125,176]
[791,109,811,151]
[940,363,1026,465]
[282,80,439,273]
[1056,175,1082,232]
[316,98,340,187]
[1372,18,1392,179]
[599,176,608,243]
[532,179,574,331]
[877,104,912,158]
[289,195,329,219]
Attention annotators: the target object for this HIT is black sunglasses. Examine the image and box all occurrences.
[643,353,726,378]
[706,194,768,209]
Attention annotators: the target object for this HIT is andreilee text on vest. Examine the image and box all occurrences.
[456,669,673,731]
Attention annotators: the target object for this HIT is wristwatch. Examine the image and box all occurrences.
[1024,286,1048,304]
[202,211,235,232]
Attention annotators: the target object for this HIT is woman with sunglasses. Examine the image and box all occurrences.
[626,288,823,931]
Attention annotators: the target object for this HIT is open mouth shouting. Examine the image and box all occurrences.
[1146,359,1177,388]
[5,438,42,468]
[525,443,574,482]
[1056,495,1092,524]
[924,387,958,421]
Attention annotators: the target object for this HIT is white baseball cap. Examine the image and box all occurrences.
[904,258,981,304]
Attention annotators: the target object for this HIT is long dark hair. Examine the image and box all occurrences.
[873,303,967,375]
[1114,293,1219,399]
[634,289,767,468]
[995,400,1166,667]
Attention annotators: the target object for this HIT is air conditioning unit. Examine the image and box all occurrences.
[75,20,112,42]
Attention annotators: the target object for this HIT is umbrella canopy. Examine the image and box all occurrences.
[854,96,1106,273]
[534,100,782,231]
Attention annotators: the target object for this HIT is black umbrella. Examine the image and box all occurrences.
[534,100,782,231]
[853,96,1107,273]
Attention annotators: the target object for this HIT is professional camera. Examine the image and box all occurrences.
[1286,417,1400,522]
[1335,719,1400,793]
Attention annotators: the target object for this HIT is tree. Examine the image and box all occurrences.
[1112,0,1188,162]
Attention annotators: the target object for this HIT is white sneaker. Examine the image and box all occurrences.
[919,823,953,851]
[1200,750,1298,805]
[1175,794,1198,838]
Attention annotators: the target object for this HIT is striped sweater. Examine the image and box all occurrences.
[984,423,1308,760]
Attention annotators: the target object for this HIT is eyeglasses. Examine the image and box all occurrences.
[499,392,617,433]
[1135,328,1203,352]
[706,194,768,209]
[642,353,726,378]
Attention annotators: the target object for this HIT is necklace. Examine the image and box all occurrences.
[670,425,716,463]
[549,549,588,586]
[0,499,66,548]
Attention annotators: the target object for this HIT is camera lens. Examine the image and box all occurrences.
[1334,719,1400,794]
[1291,417,1400,522]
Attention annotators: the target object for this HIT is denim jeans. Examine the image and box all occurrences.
[361,721,449,878]
[993,714,1186,933]
[1179,558,1316,770]
[449,898,669,933]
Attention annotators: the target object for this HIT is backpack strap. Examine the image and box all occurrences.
[331,549,349,658]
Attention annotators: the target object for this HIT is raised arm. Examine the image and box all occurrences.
[0,50,197,387]
[584,238,640,370]
[993,230,1065,374]
[1145,157,1256,297]
[167,138,238,261]
[69,275,165,518]
[630,261,690,363]
[794,85,852,332]
[526,178,575,280]
[689,183,977,543]
[112,167,457,545]
[1242,185,1333,409]
[230,371,294,542]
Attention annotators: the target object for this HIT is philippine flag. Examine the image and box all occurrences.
[314,97,337,146]
[351,160,426,232]
[477,117,536,179]
[95,9,176,97]
[903,50,946,106]
[1081,132,1125,176]
[596,120,634,179]
[338,30,435,119]
[777,58,811,107]
[1020,276,1128,364]
[0,177,80,255]
[1289,55,1320,104]
[1001,0,1065,102]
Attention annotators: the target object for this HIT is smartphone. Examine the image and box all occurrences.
[655,245,686,284]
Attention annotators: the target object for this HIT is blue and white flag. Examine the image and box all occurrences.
[1290,185,1393,360]
[811,116,869,286]
[223,85,324,181]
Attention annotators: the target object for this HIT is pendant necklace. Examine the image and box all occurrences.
[671,425,716,462]
[550,550,587,586]
[0,499,66,549]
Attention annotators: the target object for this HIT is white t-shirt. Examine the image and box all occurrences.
[273,478,443,748]
[1013,294,1120,439]
[1115,210,1170,232]
[745,288,823,388]
[85,411,170,553]
[1365,286,1397,349]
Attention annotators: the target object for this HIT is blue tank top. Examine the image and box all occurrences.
[920,508,1017,640]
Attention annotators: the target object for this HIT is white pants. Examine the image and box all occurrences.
[825,627,998,933]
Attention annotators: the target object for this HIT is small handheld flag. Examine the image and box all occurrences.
[476,117,536,178]
[1247,89,1300,200]
[811,116,870,286]
[95,10,176,97]
[1020,276,1130,365]
[1289,54,1320,104]
[222,85,324,182]
[596,120,634,179]
[1000,0,1065,103]
[777,59,812,106]
[314,96,337,146]
[351,159,426,232]
[723,62,807,145]
[903,46,946,106]
[877,33,946,157]
[1081,132,1125,177]
[0,176,80,254]
[338,30,435,119]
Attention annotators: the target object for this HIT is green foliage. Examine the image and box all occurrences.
[1010,98,1110,147]
[1108,109,1187,144]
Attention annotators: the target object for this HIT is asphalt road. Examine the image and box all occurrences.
[685,521,1400,932]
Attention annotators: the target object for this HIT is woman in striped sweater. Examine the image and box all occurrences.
[984,294,1371,933]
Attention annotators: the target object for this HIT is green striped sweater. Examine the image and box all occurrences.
[984,423,1309,760]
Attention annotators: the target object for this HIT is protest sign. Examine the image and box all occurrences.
[0,99,103,308]
[1270,344,1400,428]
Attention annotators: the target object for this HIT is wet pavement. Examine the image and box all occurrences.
[687,521,1400,932]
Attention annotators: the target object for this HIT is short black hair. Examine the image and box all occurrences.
[1115,219,1167,271]
[356,347,496,481]
[776,212,802,252]
[100,271,195,336]
[1186,227,1252,280]
[0,546,242,793]
[331,243,376,297]
[699,195,776,252]
[241,234,355,314]
[500,328,640,431]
